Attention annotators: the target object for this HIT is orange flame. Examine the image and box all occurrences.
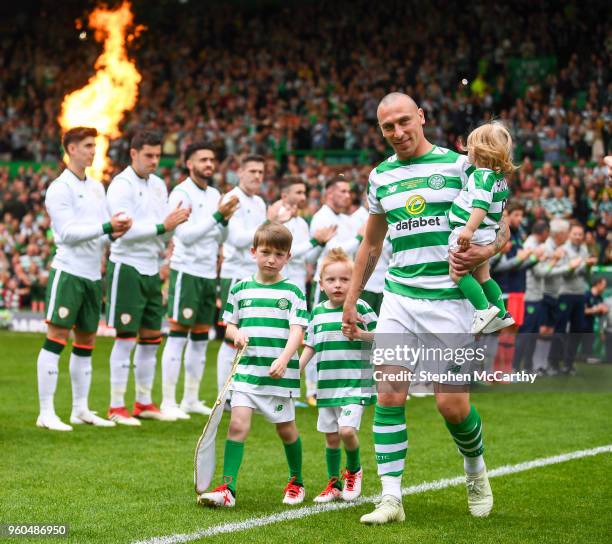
[58,2,143,180]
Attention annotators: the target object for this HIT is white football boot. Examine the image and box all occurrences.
[70,409,116,427]
[36,413,73,432]
[160,402,191,420]
[180,399,212,416]
[466,467,494,517]
[360,495,405,524]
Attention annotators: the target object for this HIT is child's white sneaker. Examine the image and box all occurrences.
[482,312,515,334]
[471,307,499,334]
[341,468,362,501]
[197,483,235,508]
[282,477,305,505]
[313,478,341,503]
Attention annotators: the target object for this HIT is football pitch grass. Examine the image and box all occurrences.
[1,331,611,544]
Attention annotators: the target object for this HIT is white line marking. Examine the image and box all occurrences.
[132,444,612,544]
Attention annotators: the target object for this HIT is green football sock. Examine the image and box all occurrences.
[222,439,244,494]
[457,274,489,310]
[284,437,303,485]
[326,447,342,488]
[445,405,484,458]
[374,404,407,477]
[481,279,506,318]
[345,446,361,473]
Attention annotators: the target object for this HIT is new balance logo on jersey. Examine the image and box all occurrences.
[275,404,284,412]
[395,216,441,232]
[243,300,252,306]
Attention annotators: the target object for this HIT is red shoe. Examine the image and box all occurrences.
[133,402,176,421]
[197,483,236,508]
[282,476,305,505]
[341,467,363,501]
[107,406,141,426]
[313,477,341,503]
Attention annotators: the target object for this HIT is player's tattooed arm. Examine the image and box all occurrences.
[493,217,510,255]
[359,249,380,291]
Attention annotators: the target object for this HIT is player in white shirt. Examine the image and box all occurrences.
[160,142,239,420]
[268,176,336,295]
[310,175,366,307]
[36,127,131,431]
[216,155,268,393]
[105,130,190,426]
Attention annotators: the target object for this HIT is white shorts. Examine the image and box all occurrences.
[448,226,496,251]
[231,390,295,424]
[375,291,475,376]
[317,404,364,433]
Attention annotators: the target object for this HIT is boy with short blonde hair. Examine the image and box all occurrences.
[300,248,377,503]
[199,222,309,507]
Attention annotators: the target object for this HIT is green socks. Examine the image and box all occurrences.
[222,439,244,494]
[373,404,407,477]
[457,275,489,310]
[326,445,360,486]
[284,437,303,485]
[458,275,507,318]
[345,446,361,473]
[481,279,506,317]
[326,447,342,488]
[445,405,484,458]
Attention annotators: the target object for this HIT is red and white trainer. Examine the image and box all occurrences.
[197,483,236,508]
[133,402,176,421]
[282,476,305,505]
[107,406,141,426]
[313,478,341,503]
[341,467,363,501]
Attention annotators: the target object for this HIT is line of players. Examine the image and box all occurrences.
[36,127,390,431]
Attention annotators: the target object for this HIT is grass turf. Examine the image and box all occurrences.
[1,331,611,544]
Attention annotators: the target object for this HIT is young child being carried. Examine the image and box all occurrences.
[199,223,309,508]
[300,248,377,503]
[448,121,516,334]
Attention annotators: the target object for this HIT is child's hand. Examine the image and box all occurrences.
[458,227,474,249]
[269,358,288,379]
[234,330,249,349]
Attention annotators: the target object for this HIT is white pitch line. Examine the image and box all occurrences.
[133,444,612,544]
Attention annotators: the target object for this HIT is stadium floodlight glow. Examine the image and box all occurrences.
[58,2,144,180]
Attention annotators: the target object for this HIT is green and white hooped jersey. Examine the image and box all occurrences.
[367,145,473,300]
[223,276,309,398]
[304,300,377,407]
[448,168,509,230]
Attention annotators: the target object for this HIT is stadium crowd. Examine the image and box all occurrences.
[1,0,611,365]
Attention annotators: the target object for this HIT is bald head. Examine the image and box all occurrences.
[376,92,429,160]
[377,93,418,118]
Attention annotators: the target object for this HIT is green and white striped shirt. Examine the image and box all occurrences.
[367,145,473,300]
[224,276,309,398]
[448,168,509,230]
[304,300,377,407]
